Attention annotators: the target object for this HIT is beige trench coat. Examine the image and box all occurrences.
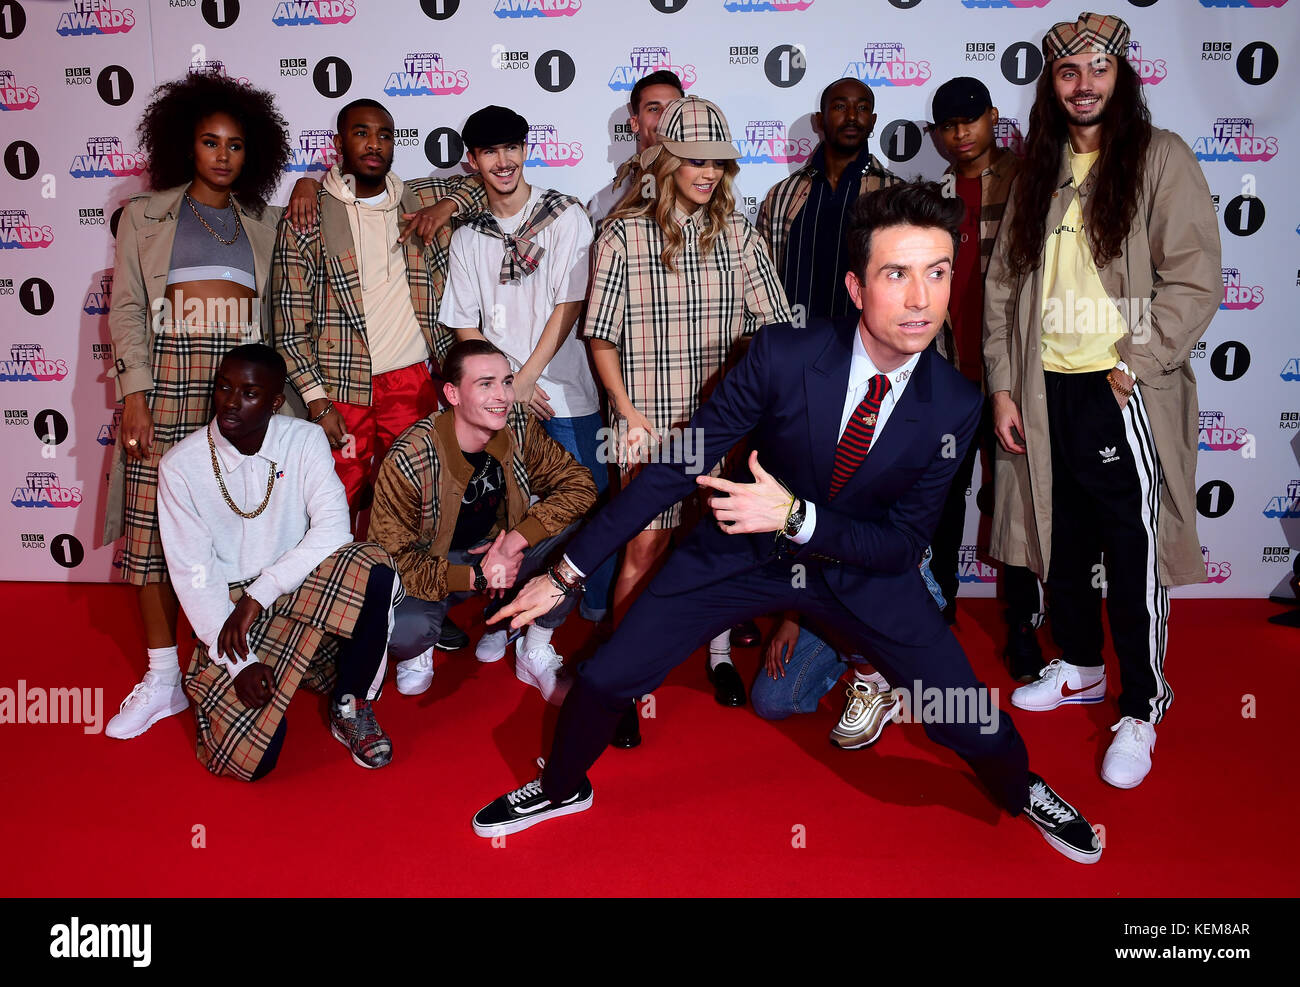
[101,185,281,546]
[983,128,1222,588]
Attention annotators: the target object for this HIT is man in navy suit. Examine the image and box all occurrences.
[474,182,1102,864]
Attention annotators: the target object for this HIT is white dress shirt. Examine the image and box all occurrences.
[157,415,352,676]
[791,330,922,543]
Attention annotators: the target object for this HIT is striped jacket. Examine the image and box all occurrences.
[272,174,484,407]
[756,151,900,277]
[369,405,597,602]
[946,146,1020,278]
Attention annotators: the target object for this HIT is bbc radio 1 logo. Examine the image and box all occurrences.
[493,0,581,16]
[1197,410,1249,453]
[271,0,357,26]
[1125,41,1167,85]
[0,209,53,249]
[1280,411,1299,431]
[1195,118,1278,162]
[722,0,814,10]
[1220,267,1263,310]
[609,47,697,92]
[384,52,470,96]
[735,121,813,165]
[285,129,338,173]
[83,271,112,316]
[0,68,39,110]
[966,42,996,64]
[12,471,82,509]
[957,545,996,583]
[844,43,931,87]
[1263,480,1300,519]
[2,344,68,382]
[69,136,146,179]
[526,124,582,168]
[55,0,135,35]
[1201,546,1232,583]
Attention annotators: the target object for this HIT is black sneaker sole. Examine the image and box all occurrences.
[472,790,594,838]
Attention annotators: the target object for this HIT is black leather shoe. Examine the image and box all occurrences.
[707,660,747,707]
[1004,613,1044,683]
[612,703,641,749]
[435,616,470,652]
[730,619,761,648]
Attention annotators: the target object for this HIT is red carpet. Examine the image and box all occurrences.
[2,584,1296,897]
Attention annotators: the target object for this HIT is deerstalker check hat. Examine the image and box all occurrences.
[1042,12,1131,61]
[640,95,740,169]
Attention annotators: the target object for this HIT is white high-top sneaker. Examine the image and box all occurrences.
[105,671,189,740]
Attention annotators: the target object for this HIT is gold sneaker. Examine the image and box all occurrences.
[829,681,901,750]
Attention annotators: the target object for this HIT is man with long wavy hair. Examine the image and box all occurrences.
[985,13,1221,790]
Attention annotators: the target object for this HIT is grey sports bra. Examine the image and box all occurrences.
[166,196,256,290]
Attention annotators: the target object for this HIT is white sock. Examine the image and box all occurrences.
[524,623,553,654]
[708,631,732,670]
[146,646,180,685]
[853,668,889,691]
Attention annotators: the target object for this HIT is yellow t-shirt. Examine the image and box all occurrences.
[1040,145,1126,373]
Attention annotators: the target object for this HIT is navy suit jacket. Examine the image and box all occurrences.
[566,316,983,645]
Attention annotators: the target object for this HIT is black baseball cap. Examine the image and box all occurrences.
[931,77,993,126]
[461,105,529,151]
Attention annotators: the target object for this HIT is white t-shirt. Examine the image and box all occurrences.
[440,187,598,418]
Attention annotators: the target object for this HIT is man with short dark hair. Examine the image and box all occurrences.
[157,344,402,779]
[474,182,1103,866]
[369,340,597,703]
[586,70,685,225]
[985,13,1221,789]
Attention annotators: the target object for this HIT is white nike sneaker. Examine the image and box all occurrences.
[515,640,567,705]
[395,647,435,696]
[1101,716,1156,789]
[1010,659,1106,712]
[105,671,189,740]
[475,627,516,663]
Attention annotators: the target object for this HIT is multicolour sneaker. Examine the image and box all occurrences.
[329,698,392,769]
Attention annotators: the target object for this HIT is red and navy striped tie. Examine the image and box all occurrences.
[829,374,891,500]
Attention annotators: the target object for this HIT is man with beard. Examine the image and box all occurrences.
[985,13,1221,789]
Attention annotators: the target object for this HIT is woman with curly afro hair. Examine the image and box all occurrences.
[102,70,318,740]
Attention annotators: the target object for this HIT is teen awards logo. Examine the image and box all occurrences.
[608,47,697,91]
[843,43,931,87]
[1195,118,1278,162]
[493,0,581,16]
[55,0,135,35]
[271,0,357,25]
[1199,1,1290,7]
[1197,411,1250,452]
[98,407,121,446]
[1201,546,1232,583]
[0,68,39,110]
[961,0,1051,7]
[994,117,1023,155]
[723,0,814,10]
[956,545,997,583]
[734,121,813,164]
[1,344,68,381]
[0,210,53,249]
[1283,358,1300,381]
[1263,480,1300,519]
[11,471,82,508]
[1126,42,1167,85]
[1221,268,1263,310]
[285,129,338,173]
[83,271,112,315]
[525,124,583,167]
[384,52,470,96]
[68,136,146,179]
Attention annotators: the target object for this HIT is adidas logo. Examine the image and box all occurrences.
[1099,446,1120,464]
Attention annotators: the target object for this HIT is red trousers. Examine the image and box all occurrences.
[331,361,441,529]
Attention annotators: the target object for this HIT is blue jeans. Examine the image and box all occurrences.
[751,548,947,720]
[541,412,615,620]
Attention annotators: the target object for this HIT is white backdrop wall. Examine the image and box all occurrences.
[1,0,1297,599]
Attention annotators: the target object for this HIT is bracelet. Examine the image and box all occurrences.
[1106,369,1134,397]
[310,401,334,424]
[547,567,579,597]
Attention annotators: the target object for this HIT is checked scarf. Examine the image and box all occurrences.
[460,188,583,284]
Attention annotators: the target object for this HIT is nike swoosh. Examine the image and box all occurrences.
[1062,680,1100,697]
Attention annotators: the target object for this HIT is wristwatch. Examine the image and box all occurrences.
[471,560,488,592]
[783,498,806,539]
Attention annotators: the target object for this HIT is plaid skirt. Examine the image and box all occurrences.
[183,541,399,781]
[112,321,259,584]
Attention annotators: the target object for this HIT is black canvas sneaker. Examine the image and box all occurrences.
[473,759,594,837]
[1024,772,1102,864]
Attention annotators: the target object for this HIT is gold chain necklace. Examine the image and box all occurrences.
[185,193,242,246]
[207,426,277,519]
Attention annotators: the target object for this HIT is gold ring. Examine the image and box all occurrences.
[127,439,138,447]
